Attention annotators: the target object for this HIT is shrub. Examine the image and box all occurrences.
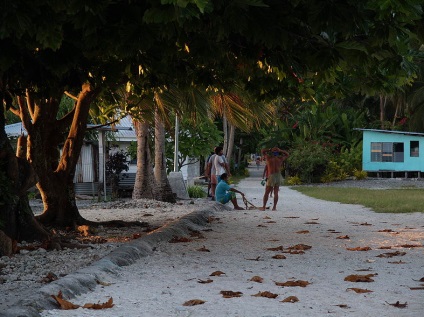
[187,185,207,198]
[286,141,332,183]
[286,175,302,185]
[353,169,368,180]
[321,161,348,183]
[336,142,363,175]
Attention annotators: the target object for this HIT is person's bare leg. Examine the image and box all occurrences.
[272,186,279,210]
[231,198,244,210]
[211,183,216,199]
[259,187,272,210]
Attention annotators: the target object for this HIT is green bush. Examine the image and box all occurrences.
[287,141,332,183]
[353,169,368,180]
[335,142,363,175]
[286,175,302,185]
[187,185,207,198]
[321,161,348,183]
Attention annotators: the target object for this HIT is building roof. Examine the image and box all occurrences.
[5,122,27,137]
[354,128,424,137]
[5,116,136,141]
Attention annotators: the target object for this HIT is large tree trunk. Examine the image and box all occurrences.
[0,101,49,253]
[14,84,98,227]
[154,108,176,203]
[132,119,155,199]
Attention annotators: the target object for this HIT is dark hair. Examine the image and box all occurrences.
[215,146,223,154]
[220,172,228,180]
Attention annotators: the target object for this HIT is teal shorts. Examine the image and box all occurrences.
[218,192,236,204]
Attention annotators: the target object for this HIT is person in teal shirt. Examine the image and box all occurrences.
[215,173,245,210]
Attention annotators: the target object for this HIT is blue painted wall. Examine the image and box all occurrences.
[361,130,424,172]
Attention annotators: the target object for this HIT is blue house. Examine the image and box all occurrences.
[357,129,424,177]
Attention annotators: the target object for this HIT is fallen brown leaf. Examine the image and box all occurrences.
[283,216,300,218]
[250,276,264,283]
[246,256,262,261]
[183,299,206,306]
[344,274,376,282]
[257,224,267,227]
[41,272,58,283]
[336,235,350,239]
[287,244,312,251]
[347,288,373,293]
[82,298,114,309]
[272,254,287,259]
[283,250,305,254]
[386,301,407,308]
[388,260,407,264]
[360,222,372,226]
[169,236,192,243]
[196,246,210,252]
[378,229,395,232]
[189,231,206,239]
[96,280,112,286]
[265,221,276,223]
[296,230,310,234]
[281,296,299,303]
[51,291,80,310]
[275,280,310,287]
[197,279,213,284]
[304,221,319,224]
[334,304,350,309]
[210,271,226,276]
[409,287,424,290]
[220,290,243,298]
[396,244,423,248]
[378,246,392,249]
[346,246,371,251]
[376,251,406,258]
[267,245,284,251]
[263,216,272,219]
[252,291,278,298]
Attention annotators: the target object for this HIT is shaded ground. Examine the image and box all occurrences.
[31,165,424,317]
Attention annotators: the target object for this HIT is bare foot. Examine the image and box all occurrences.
[234,206,244,210]
[272,208,277,211]
[258,207,266,211]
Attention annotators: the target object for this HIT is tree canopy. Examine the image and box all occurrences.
[1,0,424,242]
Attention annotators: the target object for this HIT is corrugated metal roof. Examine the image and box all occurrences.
[354,128,424,137]
[5,122,27,137]
[5,115,136,140]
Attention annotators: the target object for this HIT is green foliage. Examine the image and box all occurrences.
[286,175,302,185]
[105,149,129,198]
[187,185,206,198]
[321,161,348,183]
[166,116,222,172]
[286,141,332,183]
[335,142,363,175]
[353,169,368,180]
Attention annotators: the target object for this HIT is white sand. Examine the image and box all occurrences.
[38,166,424,317]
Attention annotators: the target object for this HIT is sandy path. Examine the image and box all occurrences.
[40,166,424,317]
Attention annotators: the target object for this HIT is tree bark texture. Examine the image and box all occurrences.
[0,99,49,251]
[154,108,176,203]
[16,85,98,227]
[132,119,155,199]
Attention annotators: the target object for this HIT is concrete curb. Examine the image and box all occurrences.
[1,203,228,317]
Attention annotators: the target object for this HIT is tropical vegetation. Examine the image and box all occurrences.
[1,0,424,253]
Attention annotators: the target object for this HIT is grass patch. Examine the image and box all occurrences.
[293,186,424,213]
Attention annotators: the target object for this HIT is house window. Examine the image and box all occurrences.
[410,141,419,157]
[371,142,404,162]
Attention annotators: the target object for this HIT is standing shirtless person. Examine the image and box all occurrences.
[258,147,289,211]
